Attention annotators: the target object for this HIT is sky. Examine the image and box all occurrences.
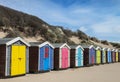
[0,0,120,42]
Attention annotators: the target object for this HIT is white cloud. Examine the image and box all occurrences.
[90,15,120,34]
[79,26,88,32]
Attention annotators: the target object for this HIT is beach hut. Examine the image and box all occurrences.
[0,37,30,78]
[115,49,119,62]
[53,43,70,70]
[111,49,116,63]
[101,48,107,64]
[29,41,54,73]
[70,45,84,68]
[82,44,96,66]
[95,46,102,65]
[107,48,112,63]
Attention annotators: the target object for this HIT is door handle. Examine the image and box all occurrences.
[18,58,22,60]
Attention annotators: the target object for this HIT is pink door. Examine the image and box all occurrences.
[61,48,69,68]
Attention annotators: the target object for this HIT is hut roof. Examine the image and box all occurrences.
[81,44,95,49]
[102,48,107,51]
[70,45,84,50]
[95,46,102,50]
[0,37,30,46]
[107,48,111,51]
[30,41,54,48]
[52,43,71,49]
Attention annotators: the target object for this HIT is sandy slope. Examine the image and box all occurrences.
[1,63,120,82]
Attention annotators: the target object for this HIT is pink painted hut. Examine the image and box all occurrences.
[52,43,71,70]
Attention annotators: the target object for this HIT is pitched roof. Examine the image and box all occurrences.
[0,37,30,46]
[30,41,54,48]
[52,43,71,49]
[81,44,95,49]
[70,45,84,50]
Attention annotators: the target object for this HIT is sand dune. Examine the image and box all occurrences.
[0,63,120,82]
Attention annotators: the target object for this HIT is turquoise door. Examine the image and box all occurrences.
[39,45,50,71]
[77,48,81,66]
[76,48,83,67]
[44,46,49,70]
[79,48,83,66]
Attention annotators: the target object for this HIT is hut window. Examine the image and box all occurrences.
[45,47,49,58]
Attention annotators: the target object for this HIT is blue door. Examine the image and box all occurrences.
[89,48,95,65]
[107,51,109,63]
[109,51,112,63]
[107,51,111,63]
[44,46,49,71]
[39,45,50,71]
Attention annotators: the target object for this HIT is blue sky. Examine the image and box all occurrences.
[0,0,120,42]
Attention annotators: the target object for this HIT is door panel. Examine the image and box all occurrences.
[39,47,44,71]
[19,46,26,74]
[11,45,26,76]
[11,46,19,76]
[77,48,81,66]
[116,52,118,62]
[61,48,68,68]
[96,50,101,64]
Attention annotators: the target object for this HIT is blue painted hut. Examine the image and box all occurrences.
[81,44,96,66]
[29,41,54,73]
[70,45,84,68]
[107,48,112,63]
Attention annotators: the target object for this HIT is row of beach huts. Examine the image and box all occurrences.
[0,37,120,78]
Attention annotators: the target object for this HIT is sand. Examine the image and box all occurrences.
[0,63,120,82]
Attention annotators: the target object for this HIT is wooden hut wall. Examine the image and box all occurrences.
[70,49,76,68]
[106,51,108,63]
[118,52,120,62]
[0,44,6,77]
[54,48,60,70]
[83,48,89,66]
[101,50,104,64]
[29,47,39,73]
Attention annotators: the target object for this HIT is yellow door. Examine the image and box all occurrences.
[116,52,118,62]
[97,50,101,64]
[11,45,26,76]
[11,46,19,76]
[18,46,26,74]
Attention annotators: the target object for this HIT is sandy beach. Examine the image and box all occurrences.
[0,63,120,82]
